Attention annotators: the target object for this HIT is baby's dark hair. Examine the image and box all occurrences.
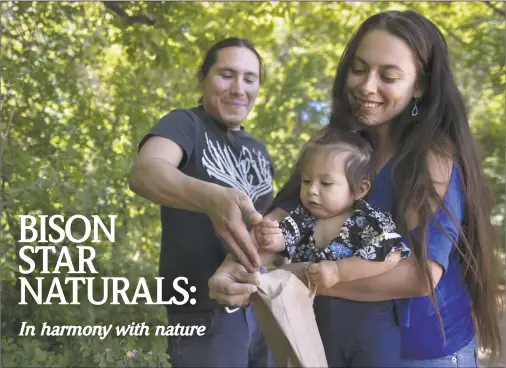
[266,127,376,214]
[297,127,376,196]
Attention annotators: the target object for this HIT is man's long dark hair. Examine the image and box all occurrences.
[272,10,502,359]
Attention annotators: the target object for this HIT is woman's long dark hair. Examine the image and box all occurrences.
[272,10,502,359]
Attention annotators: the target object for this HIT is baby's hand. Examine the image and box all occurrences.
[307,261,340,288]
[254,219,285,251]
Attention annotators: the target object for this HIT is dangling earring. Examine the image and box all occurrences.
[411,99,419,117]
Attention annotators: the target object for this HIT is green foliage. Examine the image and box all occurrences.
[2,335,171,367]
[1,1,504,366]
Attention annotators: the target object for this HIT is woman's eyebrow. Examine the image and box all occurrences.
[354,56,405,73]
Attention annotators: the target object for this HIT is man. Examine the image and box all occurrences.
[129,37,274,367]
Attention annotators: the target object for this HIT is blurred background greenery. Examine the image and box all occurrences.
[1,1,504,367]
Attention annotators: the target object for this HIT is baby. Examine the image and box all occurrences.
[255,127,410,288]
[253,127,411,367]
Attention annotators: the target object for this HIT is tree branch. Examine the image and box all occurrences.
[484,2,505,18]
[103,2,156,26]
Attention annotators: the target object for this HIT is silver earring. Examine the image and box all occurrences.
[411,99,419,117]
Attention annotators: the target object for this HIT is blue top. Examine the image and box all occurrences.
[369,159,474,359]
[279,159,474,359]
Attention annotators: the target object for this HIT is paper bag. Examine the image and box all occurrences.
[251,268,328,368]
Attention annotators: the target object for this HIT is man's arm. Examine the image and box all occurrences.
[129,136,263,271]
[318,152,453,301]
[129,136,220,212]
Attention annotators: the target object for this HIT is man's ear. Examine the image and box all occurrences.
[198,75,204,91]
[354,180,371,201]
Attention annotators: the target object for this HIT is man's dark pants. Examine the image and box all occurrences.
[166,305,273,367]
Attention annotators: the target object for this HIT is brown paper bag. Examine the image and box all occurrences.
[251,268,328,368]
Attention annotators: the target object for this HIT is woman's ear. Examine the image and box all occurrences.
[354,180,371,201]
[414,79,424,100]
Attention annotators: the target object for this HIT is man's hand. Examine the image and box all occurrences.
[205,187,263,272]
[308,261,340,288]
[254,219,285,252]
[208,255,260,307]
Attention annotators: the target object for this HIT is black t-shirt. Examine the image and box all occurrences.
[138,106,274,313]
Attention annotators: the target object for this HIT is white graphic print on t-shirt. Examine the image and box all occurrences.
[202,133,273,202]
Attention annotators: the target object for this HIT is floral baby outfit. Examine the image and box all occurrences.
[279,199,411,263]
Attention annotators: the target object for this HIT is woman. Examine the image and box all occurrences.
[208,10,502,367]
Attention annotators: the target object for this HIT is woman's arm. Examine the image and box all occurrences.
[322,152,453,302]
[318,257,443,301]
[334,252,401,283]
